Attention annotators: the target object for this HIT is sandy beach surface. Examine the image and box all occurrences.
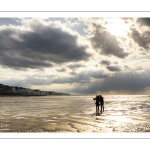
[0,95,150,132]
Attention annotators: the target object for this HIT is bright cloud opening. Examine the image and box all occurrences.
[105,18,130,37]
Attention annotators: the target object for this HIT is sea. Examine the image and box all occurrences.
[0,95,150,132]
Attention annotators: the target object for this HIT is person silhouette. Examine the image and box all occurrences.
[99,95,104,113]
[93,95,100,115]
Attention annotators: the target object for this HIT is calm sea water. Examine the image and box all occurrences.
[0,95,150,132]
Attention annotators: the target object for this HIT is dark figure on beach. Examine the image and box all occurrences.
[99,95,104,113]
[93,95,100,115]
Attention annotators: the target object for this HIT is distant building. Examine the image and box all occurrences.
[0,83,70,96]
[33,90,40,95]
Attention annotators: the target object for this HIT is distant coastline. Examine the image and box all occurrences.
[0,83,70,96]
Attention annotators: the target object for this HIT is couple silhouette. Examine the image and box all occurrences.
[93,95,104,116]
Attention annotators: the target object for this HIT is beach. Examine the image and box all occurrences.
[0,95,150,132]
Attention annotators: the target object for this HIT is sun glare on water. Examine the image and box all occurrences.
[105,18,129,37]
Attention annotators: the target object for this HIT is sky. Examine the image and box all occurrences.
[0,17,150,95]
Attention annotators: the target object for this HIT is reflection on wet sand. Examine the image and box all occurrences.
[0,95,150,132]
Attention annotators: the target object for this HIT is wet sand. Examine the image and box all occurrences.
[0,95,150,132]
[0,113,150,132]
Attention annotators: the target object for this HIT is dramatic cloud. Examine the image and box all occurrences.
[0,21,91,69]
[71,71,150,94]
[0,17,150,95]
[131,28,150,51]
[137,18,150,26]
[106,66,121,72]
[90,24,129,58]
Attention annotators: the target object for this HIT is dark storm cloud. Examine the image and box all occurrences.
[131,28,150,50]
[71,71,150,94]
[137,18,150,26]
[90,24,129,58]
[107,66,121,72]
[0,21,91,69]
[0,51,53,69]
[101,60,111,65]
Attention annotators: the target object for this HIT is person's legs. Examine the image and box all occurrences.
[96,104,99,112]
[96,105,98,112]
[99,104,101,113]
